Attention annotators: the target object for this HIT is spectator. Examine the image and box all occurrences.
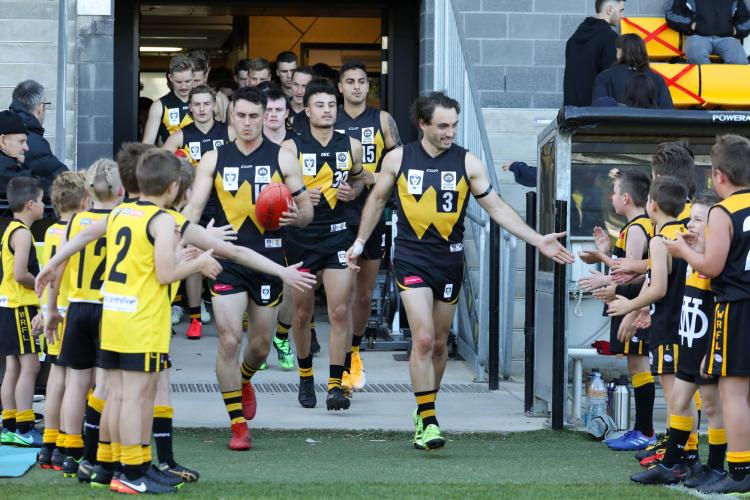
[666,0,750,65]
[564,0,625,107]
[9,80,68,197]
[501,160,537,188]
[0,110,31,198]
[592,34,673,109]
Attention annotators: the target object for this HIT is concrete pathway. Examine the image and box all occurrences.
[168,318,545,433]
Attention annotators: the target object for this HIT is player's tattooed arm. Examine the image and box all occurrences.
[382,111,402,150]
[346,137,374,198]
[182,150,218,224]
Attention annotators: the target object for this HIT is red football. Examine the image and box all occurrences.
[256,182,293,231]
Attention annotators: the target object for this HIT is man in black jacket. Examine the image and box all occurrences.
[9,80,68,197]
[564,0,626,107]
[0,110,31,199]
[666,0,750,64]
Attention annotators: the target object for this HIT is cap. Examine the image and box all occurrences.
[0,110,27,135]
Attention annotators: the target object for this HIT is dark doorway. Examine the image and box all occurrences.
[113,0,420,153]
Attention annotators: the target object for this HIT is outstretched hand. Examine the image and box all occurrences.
[280,262,317,292]
[538,232,575,264]
[345,239,365,271]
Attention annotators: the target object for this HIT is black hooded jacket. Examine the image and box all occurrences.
[666,0,750,38]
[9,100,68,197]
[564,17,619,107]
[0,150,32,199]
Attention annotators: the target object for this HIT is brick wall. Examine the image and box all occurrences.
[421,0,672,105]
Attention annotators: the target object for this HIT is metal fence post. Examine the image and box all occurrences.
[524,192,537,413]
[488,220,500,390]
[552,200,568,430]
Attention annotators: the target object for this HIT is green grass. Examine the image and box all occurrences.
[1,429,693,498]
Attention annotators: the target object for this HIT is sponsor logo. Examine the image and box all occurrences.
[336,152,349,170]
[212,283,234,293]
[255,166,271,184]
[119,207,144,217]
[361,127,374,144]
[426,169,438,173]
[222,167,239,191]
[407,169,424,195]
[331,222,347,232]
[320,152,331,158]
[103,293,138,313]
[212,139,224,149]
[403,275,423,285]
[441,171,457,191]
[189,142,202,160]
[265,238,282,248]
[302,154,317,176]
[450,243,463,253]
[337,251,347,264]
[167,108,180,126]
[712,113,750,123]
[648,351,654,366]
[444,283,454,299]
[714,353,723,363]
[260,285,271,300]
[335,129,345,134]
[80,218,92,225]
[679,296,709,348]
[663,353,673,363]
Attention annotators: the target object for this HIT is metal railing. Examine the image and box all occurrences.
[433,0,517,386]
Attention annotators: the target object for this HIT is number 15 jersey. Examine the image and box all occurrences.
[394,142,471,265]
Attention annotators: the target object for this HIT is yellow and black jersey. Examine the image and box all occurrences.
[393,142,470,265]
[165,207,190,304]
[612,213,653,260]
[711,189,750,302]
[180,121,230,166]
[209,139,286,264]
[679,267,714,354]
[0,220,39,308]
[100,201,172,354]
[287,131,354,250]
[158,91,192,144]
[678,201,692,228]
[291,110,309,136]
[648,220,688,346]
[65,209,110,303]
[41,221,70,355]
[335,106,386,226]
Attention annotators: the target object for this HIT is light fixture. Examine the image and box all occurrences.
[139,46,183,52]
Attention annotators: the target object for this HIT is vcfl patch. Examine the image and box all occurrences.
[222,167,239,191]
[302,154,317,176]
[407,170,424,195]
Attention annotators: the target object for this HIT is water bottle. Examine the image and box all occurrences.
[586,371,607,424]
[611,376,631,431]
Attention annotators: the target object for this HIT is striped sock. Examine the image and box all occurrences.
[415,389,439,427]
[328,365,345,391]
[298,354,313,380]
[241,361,258,385]
[188,306,200,321]
[276,321,290,340]
[222,390,246,425]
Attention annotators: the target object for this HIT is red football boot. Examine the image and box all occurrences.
[186,318,202,340]
[241,382,257,420]
[228,422,251,451]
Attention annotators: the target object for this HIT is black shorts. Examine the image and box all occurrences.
[650,343,679,376]
[98,349,171,373]
[351,222,386,261]
[0,305,40,356]
[707,300,750,377]
[286,239,352,274]
[57,302,102,370]
[211,262,283,307]
[608,315,649,355]
[675,337,711,382]
[675,369,718,385]
[394,257,463,304]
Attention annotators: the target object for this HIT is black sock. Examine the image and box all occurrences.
[83,397,104,463]
[352,334,363,348]
[298,354,313,379]
[662,429,691,468]
[122,464,142,481]
[328,365,345,391]
[709,443,728,470]
[276,321,290,340]
[729,455,750,481]
[632,373,655,436]
[188,306,200,321]
[415,390,439,427]
[344,351,352,373]
[153,406,175,467]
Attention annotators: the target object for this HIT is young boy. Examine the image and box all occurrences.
[0,176,45,446]
[100,149,221,494]
[607,176,689,462]
[631,190,726,486]
[37,171,88,468]
[664,134,750,494]
[48,159,124,479]
[579,169,656,451]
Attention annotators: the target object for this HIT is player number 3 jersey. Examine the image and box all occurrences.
[394,142,470,264]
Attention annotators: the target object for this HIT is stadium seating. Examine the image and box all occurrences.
[623,17,750,109]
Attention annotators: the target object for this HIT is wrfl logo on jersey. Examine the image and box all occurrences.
[441,172,457,191]
[168,108,180,126]
[302,154,317,176]
[336,152,349,170]
[189,142,202,160]
[255,166,271,184]
[679,296,708,348]
[361,127,374,144]
[407,169,424,195]
[222,168,239,191]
